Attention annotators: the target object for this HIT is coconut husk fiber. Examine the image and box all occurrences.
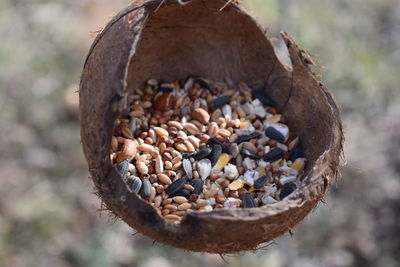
[79,0,344,253]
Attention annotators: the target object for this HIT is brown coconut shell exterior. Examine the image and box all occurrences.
[79,0,344,253]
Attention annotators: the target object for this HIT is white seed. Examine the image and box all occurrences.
[155,154,163,174]
[198,159,212,181]
[183,159,192,179]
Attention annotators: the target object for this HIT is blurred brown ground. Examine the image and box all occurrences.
[0,0,399,266]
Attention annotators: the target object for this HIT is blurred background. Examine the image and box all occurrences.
[1,0,399,266]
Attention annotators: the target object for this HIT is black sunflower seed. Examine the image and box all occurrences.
[252,90,276,106]
[182,151,196,159]
[127,176,142,193]
[192,148,212,161]
[116,160,129,181]
[253,175,269,189]
[171,188,191,198]
[263,147,283,162]
[279,182,297,200]
[242,192,257,208]
[140,178,151,198]
[289,145,303,162]
[241,149,261,160]
[208,144,222,166]
[190,179,204,195]
[208,138,230,153]
[235,132,261,144]
[194,78,211,90]
[165,176,188,195]
[265,127,285,143]
[159,82,174,93]
[212,96,230,109]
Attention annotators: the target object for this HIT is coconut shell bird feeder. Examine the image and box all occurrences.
[79,0,343,253]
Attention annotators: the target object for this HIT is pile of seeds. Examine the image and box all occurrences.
[110,76,306,223]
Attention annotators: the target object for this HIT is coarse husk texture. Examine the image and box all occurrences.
[79,0,344,253]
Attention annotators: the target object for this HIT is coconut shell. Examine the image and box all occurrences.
[79,0,343,253]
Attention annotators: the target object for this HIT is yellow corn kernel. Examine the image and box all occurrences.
[291,158,306,173]
[228,178,244,190]
[265,114,281,123]
[214,153,231,171]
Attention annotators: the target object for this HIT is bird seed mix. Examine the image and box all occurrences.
[110,76,306,223]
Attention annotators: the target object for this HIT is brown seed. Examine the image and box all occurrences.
[154,127,169,137]
[144,137,153,145]
[187,136,200,148]
[229,190,239,198]
[162,209,170,216]
[196,199,209,208]
[211,109,222,121]
[164,204,178,212]
[168,121,184,130]
[129,109,144,117]
[149,186,156,202]
[178,202,192,211]
[183,184,194,192]
[136,161,148,175]
[184,123,200,135]
[208,122,219,138]
[158,173,172,185]
[122,127,134,139]
[184,140,195,152]
[215,194,227,204]
[191,108,210,124]
[172,161,182,170]
[116,139,137,162]
[138,144,153,152]
[172,196,188,204]
[148,165,154,174]
[156,185,164,194]
[218,128,231,137]
[175,143,187,152]
[154,93,174,111]
[154,196,162,207]
[111,136,118,151]
[164,161,173,169]
[199,134,210,143]
[171,155,182,164]
[209,173,218,181]
[172,211,186,216]
[163,152,173,161]
[162,198,172,205]
[189,194,199,202]
[164,214,180,221]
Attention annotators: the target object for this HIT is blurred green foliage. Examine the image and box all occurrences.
[0,0,399,266]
